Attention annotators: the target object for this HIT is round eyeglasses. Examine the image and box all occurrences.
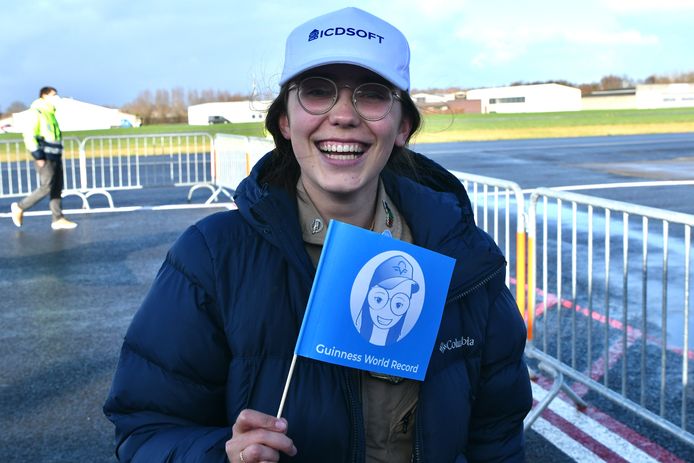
[288,76,402,121]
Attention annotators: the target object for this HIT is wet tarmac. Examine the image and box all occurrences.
[0,191,230,462]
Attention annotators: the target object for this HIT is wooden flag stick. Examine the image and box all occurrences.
[276,354,298,418]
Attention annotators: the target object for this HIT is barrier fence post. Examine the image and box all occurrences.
[79,139,88,191]
[516,227,527,330]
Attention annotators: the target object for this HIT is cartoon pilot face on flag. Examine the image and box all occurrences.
[351,253,425,346]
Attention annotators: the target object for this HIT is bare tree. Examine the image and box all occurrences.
[5,101,29,114]
[599,75,629,90]
[121,87,254,124]
[122,90,155,124]
[171,87,186,121]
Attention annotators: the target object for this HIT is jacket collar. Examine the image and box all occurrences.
[234,151,505,295]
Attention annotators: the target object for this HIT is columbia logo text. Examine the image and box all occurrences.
[308,27,384,43]
[439,336,475,353]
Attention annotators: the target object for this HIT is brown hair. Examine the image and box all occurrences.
[261,83,422,191]
[39,86,58,98]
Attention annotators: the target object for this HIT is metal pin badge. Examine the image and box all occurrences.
[382,200,394,228]
[311,218,324,234]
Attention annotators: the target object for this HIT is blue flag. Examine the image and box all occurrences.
[294,220,455,381]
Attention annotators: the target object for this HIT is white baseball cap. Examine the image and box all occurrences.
[279,7,411,91]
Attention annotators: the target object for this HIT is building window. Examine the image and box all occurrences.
[489,96,525,104]
[499,97,525,103]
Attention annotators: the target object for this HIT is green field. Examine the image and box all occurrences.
[413,107,694,143]
[1,108,693,144]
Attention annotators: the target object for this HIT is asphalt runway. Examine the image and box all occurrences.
[1,133,692,462]
[413,132,694,215]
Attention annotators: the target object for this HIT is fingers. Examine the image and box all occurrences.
[232,409,287,434]
[238,442,292,462]
[227,409,298,462]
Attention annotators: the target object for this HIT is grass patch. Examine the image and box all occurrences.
[413,107,694,143]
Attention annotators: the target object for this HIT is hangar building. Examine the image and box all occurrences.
[0,98,141,133]
[466,83,582,114]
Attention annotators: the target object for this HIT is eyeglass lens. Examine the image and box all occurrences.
[297,77,395,121]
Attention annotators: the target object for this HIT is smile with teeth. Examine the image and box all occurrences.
[317,142,367,159]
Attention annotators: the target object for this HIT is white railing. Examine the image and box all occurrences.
[187,134,273,204]
[524,188,694,446]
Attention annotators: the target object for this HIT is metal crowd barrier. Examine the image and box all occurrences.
[449,170,527,317]
[0,133,214,208]
[187,134,273,204]
[81,132,214,189]
[0,137,83,203]
[524,187,694,446]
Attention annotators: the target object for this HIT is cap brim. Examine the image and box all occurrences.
[281,56,408,91]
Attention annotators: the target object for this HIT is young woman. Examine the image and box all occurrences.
[104,7,531,463]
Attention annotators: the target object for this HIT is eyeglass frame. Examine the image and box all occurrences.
[287,76,403,121]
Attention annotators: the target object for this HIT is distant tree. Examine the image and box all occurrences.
[578,83,600,96]
[121,87,253,124]
[599,75,629,90]
[122,90,155,124]
[153,89,173,122]
[171,87,186,120]
[509,79,581,89]
[643,71,694,84]
[6,101,28,114]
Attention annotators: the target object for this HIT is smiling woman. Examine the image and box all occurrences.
[103,7,532,463]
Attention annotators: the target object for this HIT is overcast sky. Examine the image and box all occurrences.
[1,0,692,110]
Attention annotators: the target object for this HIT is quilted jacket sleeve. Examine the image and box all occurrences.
[467,283,532,462]
[103,224,231,462]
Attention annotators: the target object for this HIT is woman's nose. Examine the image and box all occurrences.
[328,88,360,126]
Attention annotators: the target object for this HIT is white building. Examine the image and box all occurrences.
[466,83,582,114]
[187,100,271,125]
[581,88,637,111]
[581,83,694,110]
[635,83,694,109]
[0,97,140,133]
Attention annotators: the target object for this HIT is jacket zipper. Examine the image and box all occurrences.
[445,263,505,306]
[345,369,362,463]
[411,262,506,463]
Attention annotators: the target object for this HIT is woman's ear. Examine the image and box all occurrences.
[279,113,291,140]
[395,116,412,147]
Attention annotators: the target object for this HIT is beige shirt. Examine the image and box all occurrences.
[296,179,419,463]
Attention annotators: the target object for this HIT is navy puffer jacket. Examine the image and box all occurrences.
[103,151,532,462]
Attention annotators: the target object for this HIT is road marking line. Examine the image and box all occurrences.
[533,399,630,462]
[0,202,235,219]
[530,415,606,462]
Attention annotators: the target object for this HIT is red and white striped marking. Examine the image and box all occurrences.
[526,283,689,462]
[530,381,686,462]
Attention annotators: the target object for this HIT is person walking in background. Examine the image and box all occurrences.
[10,86,77,230]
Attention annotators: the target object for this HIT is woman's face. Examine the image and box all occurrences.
[279,64,411,201]
[367,279,414,329]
